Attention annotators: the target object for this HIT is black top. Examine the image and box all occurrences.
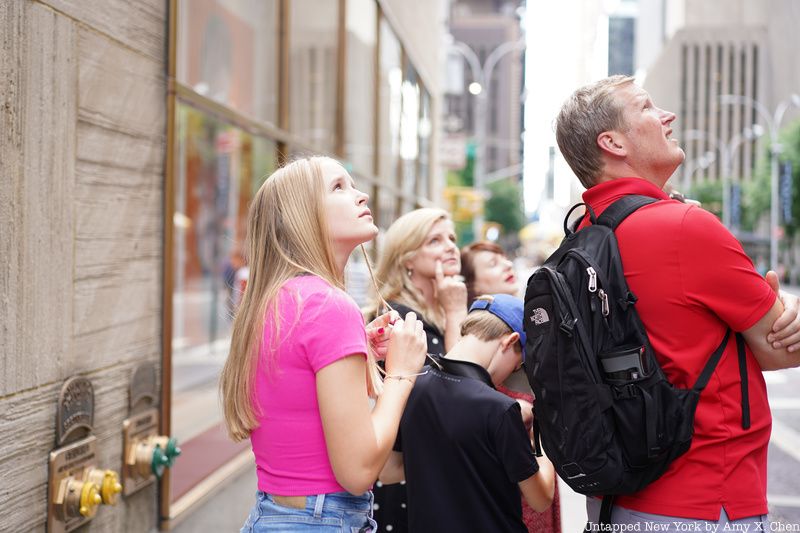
[372,301,444,532]
[396,356,539,533]
[387,301,445,357]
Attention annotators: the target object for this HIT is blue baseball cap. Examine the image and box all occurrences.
[469,294,526,361]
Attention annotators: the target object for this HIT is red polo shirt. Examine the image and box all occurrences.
[580,178,775,520]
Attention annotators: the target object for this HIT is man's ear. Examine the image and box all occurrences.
[597,131,627,157]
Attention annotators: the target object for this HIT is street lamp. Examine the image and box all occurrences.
[679,150,715,205]
[719,94,800,271]
[723,127,763,230]
[682,150,716,185]
[448,37,526,239]
[683,126,762,228]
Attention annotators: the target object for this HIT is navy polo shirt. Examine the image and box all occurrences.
[373,302,445,532]
[396,357,539,532]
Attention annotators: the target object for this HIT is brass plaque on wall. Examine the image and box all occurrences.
[56,377,94,447]
[129,362,157,413]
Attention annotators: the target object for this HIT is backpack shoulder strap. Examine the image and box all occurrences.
[597,195,658,231]
[691,329,751,430]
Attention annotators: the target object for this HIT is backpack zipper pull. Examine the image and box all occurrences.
[586,267,597,293]
[598,289,610,316]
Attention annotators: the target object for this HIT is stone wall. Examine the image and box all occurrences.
[0,1,166,531]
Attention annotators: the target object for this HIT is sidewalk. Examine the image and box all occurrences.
[559,478,587,532]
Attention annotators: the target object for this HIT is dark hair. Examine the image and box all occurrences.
[460,241,506,304]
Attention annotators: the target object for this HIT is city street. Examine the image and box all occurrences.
[765,366,800,524]
[6,1,800,531]
[764,284,800,525]
[171,273,800,527]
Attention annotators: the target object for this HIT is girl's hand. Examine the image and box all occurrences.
[366,310,400,360]
[385,312,427,376]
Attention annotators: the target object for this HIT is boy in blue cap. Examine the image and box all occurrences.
[380,294,554,532]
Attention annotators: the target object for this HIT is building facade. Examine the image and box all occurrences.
[0,1,447,531]
[445,0,524,183]
[640,0,800,192]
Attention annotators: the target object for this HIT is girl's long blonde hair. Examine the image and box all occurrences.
[373,208,451,332]
[220,156,380,441]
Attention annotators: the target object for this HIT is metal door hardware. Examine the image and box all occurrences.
[48,377,123,532]
[121,363,181,496]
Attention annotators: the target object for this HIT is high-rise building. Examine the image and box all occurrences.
[640,0,800,191]
[608,4,637,77]
[445,0,525,180]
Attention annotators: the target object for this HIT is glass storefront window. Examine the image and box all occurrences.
[167,0,440,518]
[417,86,433,199]
[176,0,279,125]
[400,63,420,211]
[345,0,377,174]
[378,17,402,187]
[170,103,276,502]
[289,0,340,153]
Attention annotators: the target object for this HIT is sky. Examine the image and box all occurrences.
[522,1,609,221]
[522,0,647,229]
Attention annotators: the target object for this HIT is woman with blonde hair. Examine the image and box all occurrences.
[220,156,427,532]
[373,207,468,356]
[370,207,468,532]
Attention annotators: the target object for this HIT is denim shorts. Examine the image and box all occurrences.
[241,490,377,532]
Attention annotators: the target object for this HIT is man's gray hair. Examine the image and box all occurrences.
[555,75,635,189]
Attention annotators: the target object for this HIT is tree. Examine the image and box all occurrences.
[739,119,800,236]
[485,179,524,235]
[688,178,722,219]
[740,165,769,232]
[778,119,800,238]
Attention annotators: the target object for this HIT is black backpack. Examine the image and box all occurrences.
[523,195,750,522]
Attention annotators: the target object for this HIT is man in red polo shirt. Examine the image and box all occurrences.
[554,75,800,528]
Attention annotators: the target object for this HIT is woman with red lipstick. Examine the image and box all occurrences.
[369,207,469,532]
[460,241,520,303]
[460,241,563,533]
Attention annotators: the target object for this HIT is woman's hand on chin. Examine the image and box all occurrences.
[434,260,467,313]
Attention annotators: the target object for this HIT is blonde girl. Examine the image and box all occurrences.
[220,157,427,532]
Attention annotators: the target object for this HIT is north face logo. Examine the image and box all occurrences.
[531,308,550,325]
